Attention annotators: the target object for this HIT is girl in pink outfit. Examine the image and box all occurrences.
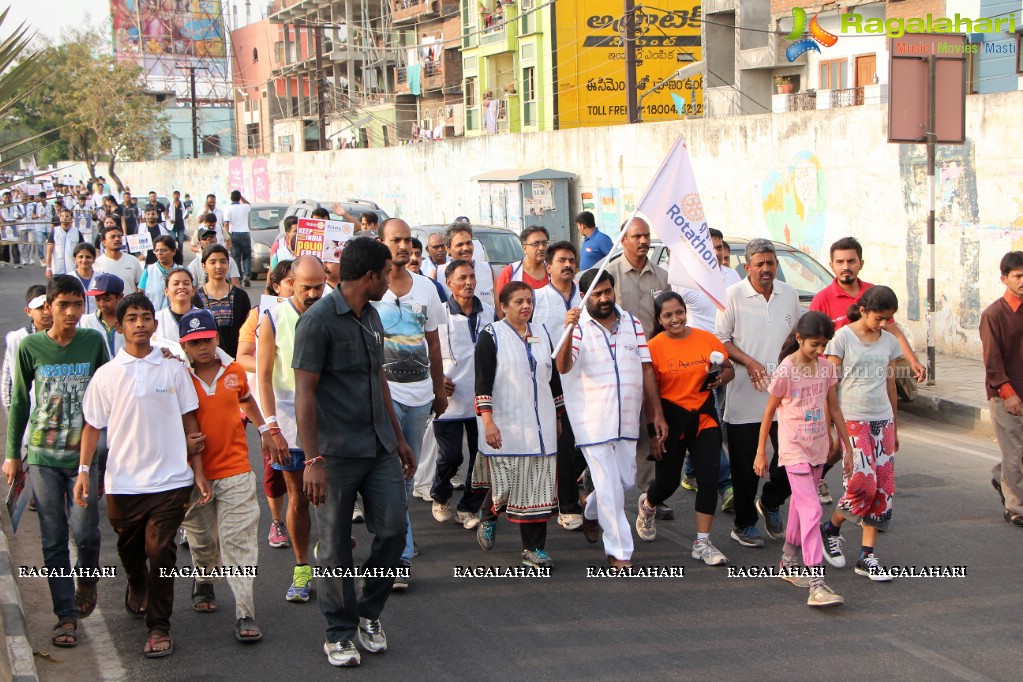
[755,312,854,608]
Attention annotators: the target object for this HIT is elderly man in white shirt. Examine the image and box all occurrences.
[714,238,800,550]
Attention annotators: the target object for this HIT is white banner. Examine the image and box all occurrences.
[635,137,727,311]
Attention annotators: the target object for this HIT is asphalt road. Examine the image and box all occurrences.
[1,264,1019,682]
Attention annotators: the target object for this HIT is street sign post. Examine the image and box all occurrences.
[888,33,967,386]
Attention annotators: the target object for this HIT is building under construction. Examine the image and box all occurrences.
[268,0,413,150]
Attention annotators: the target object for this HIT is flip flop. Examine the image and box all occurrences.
[235,617,262,643]
[144,631,173,658]
[52,619,78,648]
[75,581,98,619]
[1004,510,1023,527]
[125,585,147,619]
[191,580,216,613]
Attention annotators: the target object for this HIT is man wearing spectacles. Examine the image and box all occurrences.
[495,225,551,297]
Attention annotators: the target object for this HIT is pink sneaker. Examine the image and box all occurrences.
[268,520,290,548]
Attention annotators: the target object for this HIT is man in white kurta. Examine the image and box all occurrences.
[556,270,665,567]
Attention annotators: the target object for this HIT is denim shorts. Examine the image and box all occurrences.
[271,448,306,472]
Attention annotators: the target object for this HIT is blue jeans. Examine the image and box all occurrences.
[393,400,431,566]
[230,232,252,280]
[31,464,101,619]
[315,447,406,643]
[170,228,186,264]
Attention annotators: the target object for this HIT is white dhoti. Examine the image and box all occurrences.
[581,439,637,561]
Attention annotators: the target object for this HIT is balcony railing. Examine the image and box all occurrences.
[830,87,865,108]
[786,92,816,112]
[392,0,439,23]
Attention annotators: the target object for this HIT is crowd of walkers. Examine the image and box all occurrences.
[4,180,1021,667]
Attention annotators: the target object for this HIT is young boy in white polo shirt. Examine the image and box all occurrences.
[74,293,210,659]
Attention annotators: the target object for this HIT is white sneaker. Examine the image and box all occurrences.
[432,501,453,523]
[779,554,811,588]
[557,513,583,531]
[635,494,656,542]
[352,502,365,523]
[807,582,845,607]
[412,485,431,500]
[691,539,728,566]
[324,640,361,667]
[451,475,465,490]
[456,510,479,529]
[356,617,387,653]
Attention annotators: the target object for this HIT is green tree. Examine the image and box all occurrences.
[5,26,167,190]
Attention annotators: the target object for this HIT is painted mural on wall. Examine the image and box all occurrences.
[898,141,981,343]
[761,150,828,263]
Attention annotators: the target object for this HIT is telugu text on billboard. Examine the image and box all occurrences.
[554,2,704,127]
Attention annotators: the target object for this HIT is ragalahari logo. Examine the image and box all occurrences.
[785,8,839,62]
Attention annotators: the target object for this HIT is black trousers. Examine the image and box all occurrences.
[726,422,790,530]
[432,419,486,513]
[648,426,722,515]
[556,414,586,514]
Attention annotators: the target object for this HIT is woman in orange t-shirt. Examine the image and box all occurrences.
[636,292,735,567]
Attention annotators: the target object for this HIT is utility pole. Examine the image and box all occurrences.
[189,67,199,158]
[314,26,327,151]
[624,0,639,124]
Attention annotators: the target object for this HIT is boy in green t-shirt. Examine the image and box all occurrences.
[3,275,109,648]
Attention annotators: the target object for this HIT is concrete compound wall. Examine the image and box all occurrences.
[68,90,1023,359]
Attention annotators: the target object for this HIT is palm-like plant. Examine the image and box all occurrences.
[0,6,59,192]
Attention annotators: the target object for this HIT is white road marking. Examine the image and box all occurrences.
[885,635,998,682]
[69,544,128,680]
[900,430,1000,463]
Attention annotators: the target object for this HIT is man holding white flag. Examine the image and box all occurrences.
[615,137,729,518]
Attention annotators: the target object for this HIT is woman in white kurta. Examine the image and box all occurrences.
[473,281,562,569]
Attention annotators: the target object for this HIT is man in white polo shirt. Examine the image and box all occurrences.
[75,292,209,659]
[715,238,799,549]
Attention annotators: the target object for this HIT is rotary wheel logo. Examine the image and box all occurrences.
[679,193,705,223]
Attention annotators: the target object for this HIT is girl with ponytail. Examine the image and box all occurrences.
[820,285,902,583]
[755,311,854,607]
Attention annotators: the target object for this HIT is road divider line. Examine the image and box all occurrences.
[884,635,997,682]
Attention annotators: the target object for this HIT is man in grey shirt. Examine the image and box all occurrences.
[294,239,416,668]
[715,238,800,548]
[606,217,671,518]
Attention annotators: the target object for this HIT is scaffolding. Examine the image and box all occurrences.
[270,0,405,147]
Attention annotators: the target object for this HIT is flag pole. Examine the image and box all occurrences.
[551,135,687,358]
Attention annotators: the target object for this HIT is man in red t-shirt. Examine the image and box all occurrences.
[809,236,925,382]
[495,225,550,297]
[809,237,925,503]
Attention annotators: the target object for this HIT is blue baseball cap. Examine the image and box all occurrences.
[86,272,124,296]
[179,309,218,343]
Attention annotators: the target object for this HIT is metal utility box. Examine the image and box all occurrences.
[470,168,575,242]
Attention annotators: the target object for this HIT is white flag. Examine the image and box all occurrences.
[635,137,727,312]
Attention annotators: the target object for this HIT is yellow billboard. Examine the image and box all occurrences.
[554,2,703,128]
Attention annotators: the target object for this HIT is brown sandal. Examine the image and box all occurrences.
[144,630,173,658]
[75,580,98,619]
[52,619,78,648]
